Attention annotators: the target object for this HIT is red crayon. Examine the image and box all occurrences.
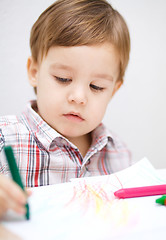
[114,184,166,199]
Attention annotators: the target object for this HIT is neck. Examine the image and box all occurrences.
[67,133,92,158]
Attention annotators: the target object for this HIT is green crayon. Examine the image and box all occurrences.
[156,195,166,206]
[4,146,30,220]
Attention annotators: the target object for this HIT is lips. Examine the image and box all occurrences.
[63,112,84,123]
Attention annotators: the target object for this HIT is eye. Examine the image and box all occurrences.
[90,84,104,91]
[55,76,71,83]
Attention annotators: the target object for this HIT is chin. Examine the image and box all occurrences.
[62,130,85,138]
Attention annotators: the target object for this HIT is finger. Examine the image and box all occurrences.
[0,189,26,216]
[0,195,8,218]
[25,188,32,197]
[0,175,27,204]
[8,201,26,215]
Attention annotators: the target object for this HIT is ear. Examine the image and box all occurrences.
[112,80,122,97]
[27,57,38,87]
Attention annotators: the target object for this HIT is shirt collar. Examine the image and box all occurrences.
[89,123,115,153]
[20,100,67,151]
[20,100,114,151]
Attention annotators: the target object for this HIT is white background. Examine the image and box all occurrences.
[0,0,166,168]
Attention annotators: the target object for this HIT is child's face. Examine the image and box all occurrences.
[28,43,121,140]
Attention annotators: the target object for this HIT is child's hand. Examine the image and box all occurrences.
[0,174,31,218]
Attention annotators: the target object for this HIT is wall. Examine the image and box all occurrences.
[0,0,166,168]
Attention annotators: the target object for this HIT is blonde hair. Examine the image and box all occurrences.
[30,0,130,84]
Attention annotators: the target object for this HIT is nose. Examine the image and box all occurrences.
[67,84,87,105]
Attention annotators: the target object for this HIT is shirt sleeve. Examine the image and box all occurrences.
[0,128,5,150]
[0,128,8,174]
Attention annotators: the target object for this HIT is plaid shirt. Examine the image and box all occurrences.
[0,100,131,187]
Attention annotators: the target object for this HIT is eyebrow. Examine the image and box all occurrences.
[49,63,73,71]
[50,63,113,81]
[92,73,113,82]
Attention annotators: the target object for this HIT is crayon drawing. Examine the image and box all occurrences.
[23,174,138,240]
[65,178,138,229]
[3,158,166,240]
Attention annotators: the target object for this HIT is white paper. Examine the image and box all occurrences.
[2,157,166,240]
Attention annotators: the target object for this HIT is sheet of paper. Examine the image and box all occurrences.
[2,157,166,240]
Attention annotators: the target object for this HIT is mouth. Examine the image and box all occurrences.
[63,112,84,123]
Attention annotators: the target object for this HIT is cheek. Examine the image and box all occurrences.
[90,97,110,122]
[37,77,62,103]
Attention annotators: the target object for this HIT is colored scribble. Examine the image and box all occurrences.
[65,177,138,228]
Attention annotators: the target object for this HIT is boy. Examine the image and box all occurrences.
[0,0,131,217]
